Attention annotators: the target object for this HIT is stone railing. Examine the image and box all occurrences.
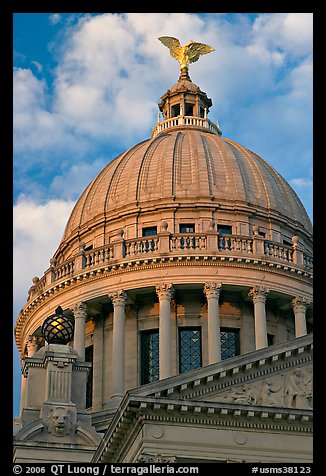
[84,244,114,267]
[125,236,160,256]
[27,233,312,299]
[264,241,293,263]
[151,115,222,138]
[218,234,253,253]
[170,233,208,251]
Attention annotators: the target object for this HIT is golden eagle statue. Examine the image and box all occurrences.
[158,36,215,72]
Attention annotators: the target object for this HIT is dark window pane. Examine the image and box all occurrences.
[179,328,202,373]
[220,328,240,360]
[179,224,195,233]
[185,103,193,116]
[172,104,180,117]
[85,345,93,408]
[141,331,159,384]
[217,225,232,234]
[142,226,157,237]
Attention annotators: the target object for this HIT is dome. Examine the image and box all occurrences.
[61,129,312,246]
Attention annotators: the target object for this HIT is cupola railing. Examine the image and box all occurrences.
[151,115,222,138]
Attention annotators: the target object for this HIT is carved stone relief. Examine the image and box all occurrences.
[136,454,177,463]
[206,365,312,409]
[44,406,77,437]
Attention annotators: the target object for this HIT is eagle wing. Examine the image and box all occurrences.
[186,42,215,64]
[158,36,182,62]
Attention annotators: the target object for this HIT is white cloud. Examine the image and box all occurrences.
[13,197,75,315]
[13,13,313,215]
[49,158,108,200]
[250,13,313,60]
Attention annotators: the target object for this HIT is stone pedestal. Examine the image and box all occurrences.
[14,343,101,463]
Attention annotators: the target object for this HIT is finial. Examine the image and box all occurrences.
[158,36,215,75]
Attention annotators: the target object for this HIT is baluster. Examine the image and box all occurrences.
[203,236,207,250]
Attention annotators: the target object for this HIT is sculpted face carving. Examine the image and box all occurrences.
[47,407,72,437]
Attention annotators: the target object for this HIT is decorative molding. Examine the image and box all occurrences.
[15,256,313,354]
[109,290,126,307]
[139,408,312,432]
[248,286,269,304]
[292,296,309,312]
[204,282,222,299]
[93,393,312,462]
[156,283,175,301]
[136,454,177,463]
[72,301,87,318]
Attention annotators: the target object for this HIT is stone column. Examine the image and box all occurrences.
[292,297,308,338]
[109,290,126,399]
[72,301,87,361]
[204,282,222,364]
[92,315,104,410]
[156,284,174,380]
[249,286,269,350]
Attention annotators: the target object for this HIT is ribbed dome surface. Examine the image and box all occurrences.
[62,129,312,242]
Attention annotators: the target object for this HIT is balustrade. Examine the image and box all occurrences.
[218,234,253,253]
[30,232,311,300]
[151,115,221,138]
[170,233,207,251]
[54,258,75,280]
[264,241,293,263]
[84,245,114,268]
[124,237,159,257]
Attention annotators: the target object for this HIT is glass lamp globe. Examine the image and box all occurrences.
[41,306,74,345]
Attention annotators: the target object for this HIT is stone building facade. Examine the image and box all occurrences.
[14,57,313,463]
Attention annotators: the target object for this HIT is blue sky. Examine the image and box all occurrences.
[13,13,313,417]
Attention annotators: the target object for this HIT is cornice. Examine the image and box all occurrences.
[93,394,312,463]
[15,255,313,354]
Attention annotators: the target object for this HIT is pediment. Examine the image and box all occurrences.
[130,334,313,411]
[200,364,312,410]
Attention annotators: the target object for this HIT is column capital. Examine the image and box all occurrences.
[72,301,88,318]
[248,286,269,304]
[292,296,309,312]
[109,289,126,307]
[156,283,174,301]
[204,282,222,299]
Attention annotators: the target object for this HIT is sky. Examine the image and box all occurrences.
[13,12,313,417]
